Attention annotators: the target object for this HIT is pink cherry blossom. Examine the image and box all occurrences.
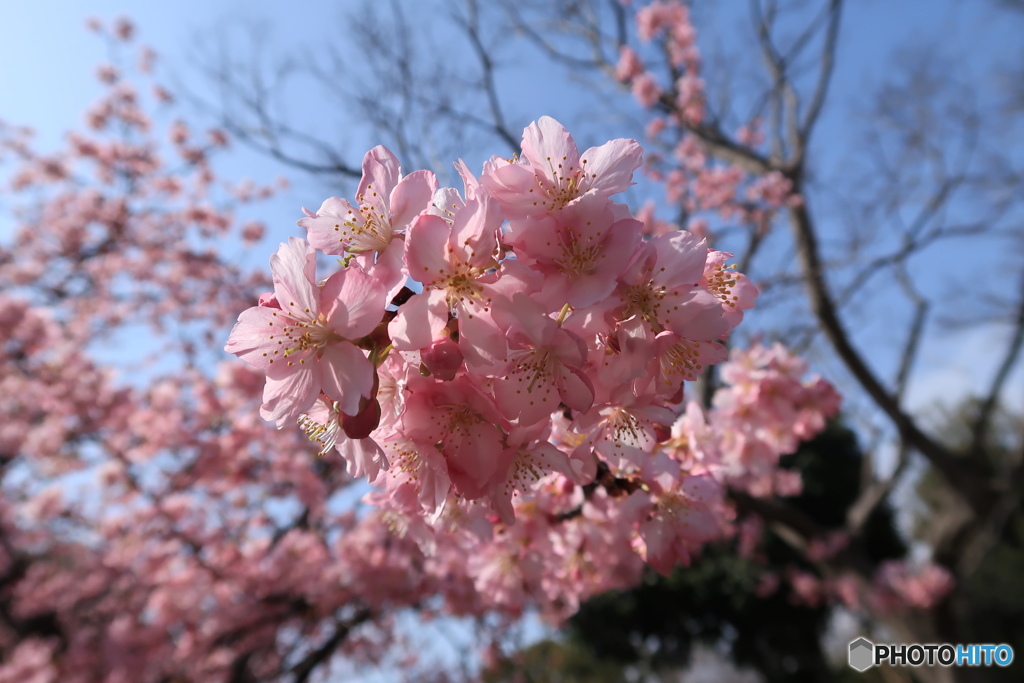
[224,237,385,424]
[298,145,437,256]
[617,230,728,340]
[390,192,510,365]
[624,453,724,574]
[481,116,643,219]
[298,397,389,481]
[378,437,452,516]
[491,292,594,425]
[571,391,676,474]
[871,560,954,612]
[504,192,640,308]
[700,249,758,328]
[488,423,575,525]
[398,375,506,499]
[632,72,662,108]
[615,45,644,82]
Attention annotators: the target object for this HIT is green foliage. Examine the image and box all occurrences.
[548,423,904,682]
[916,400,1024,682]
[780,424,905,565]
[567,545,831,682]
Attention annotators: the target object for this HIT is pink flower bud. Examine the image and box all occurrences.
[421,337,463,381]
[342,398,381,440]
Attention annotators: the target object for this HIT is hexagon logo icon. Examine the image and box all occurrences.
[849,637,874,672]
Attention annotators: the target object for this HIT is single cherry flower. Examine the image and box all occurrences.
[225,237,385,426]
[298,145,436,256]
[389,193,510,366]
[481,116,643,219]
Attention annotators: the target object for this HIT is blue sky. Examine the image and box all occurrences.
[3,0,1021,428]
[3,0,1020,432]
[1,1,318,143]
[4,1,1019,164]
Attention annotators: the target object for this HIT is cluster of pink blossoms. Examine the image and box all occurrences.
[613,0,802,240]
[227,116,760,571]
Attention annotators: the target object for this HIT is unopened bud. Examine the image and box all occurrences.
[421,337,463,381]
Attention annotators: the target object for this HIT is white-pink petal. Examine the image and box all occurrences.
[389,169,438,230]
[224,306,280,371]
[388,289,448,351]
[269,237,319,318]
[297,197,356,256]
[522,116,579,168]
[358,145,401,203]
[579,137,643,197]
[319,342,374,416]
[260,365,320,427]
[405,214,451,285]
[320,264,386,339]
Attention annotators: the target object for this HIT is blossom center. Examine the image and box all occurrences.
[281,317,342,357]
[508,348,553,392]
[344,187,392,253]
[511,451,547,490]
[608,407,643,444]
[558,235,600,277]
[265,311,344,366]
[297,404,343,456]
[538,155,594,210]
[624,281,668,328]
[441,405,483,439]
[660,339,703,383]
[442,262,486,307]
[390,442,423,477]
[704,263,739,308]
[656,491,692,515]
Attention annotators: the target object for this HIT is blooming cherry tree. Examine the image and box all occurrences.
[0,13,871,683]
[227,116,832,592]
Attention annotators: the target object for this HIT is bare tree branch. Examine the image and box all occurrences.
[500,0,605,70]
[185,24,362,179]
[457,0,521,152]
[846,443,910,535]
[893,265,929,401]
[798,0,842,152]
[785,196,989,511]
[290,608,372,683]
[971,269,1024,452]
